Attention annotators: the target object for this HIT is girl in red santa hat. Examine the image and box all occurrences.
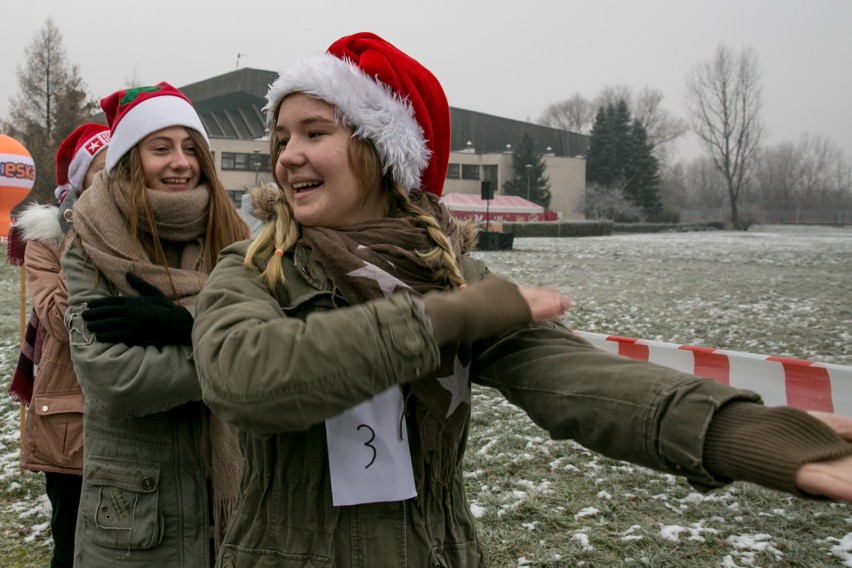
[61,83,249,567]
[10,123,109,568]
[191,32,852,567]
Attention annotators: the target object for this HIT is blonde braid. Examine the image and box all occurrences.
[390,185,466,288]
[244,191,299,290]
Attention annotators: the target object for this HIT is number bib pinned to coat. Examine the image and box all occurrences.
[325,386,417,506]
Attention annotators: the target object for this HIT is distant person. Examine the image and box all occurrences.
[62,83,249,567]
[191,32,852,567]
[9,123,109,568]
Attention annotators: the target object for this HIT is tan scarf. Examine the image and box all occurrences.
[72,173,242,549]
[301,191,470,493]
[72,173,210,304]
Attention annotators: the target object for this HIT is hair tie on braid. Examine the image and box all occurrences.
[274,248,284,257]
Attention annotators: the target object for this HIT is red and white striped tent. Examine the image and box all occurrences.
[440,193,554,222]
[575,331,852,417]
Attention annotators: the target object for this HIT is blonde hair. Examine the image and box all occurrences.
[113,128,249,292]
[245,116,464,291]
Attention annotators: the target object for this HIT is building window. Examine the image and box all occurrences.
[221,151,272,172]
[446,163,460,179]
[461,164,480,180]
[482,164,498,185]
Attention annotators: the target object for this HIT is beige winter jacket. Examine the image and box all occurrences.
[18,206,84,475]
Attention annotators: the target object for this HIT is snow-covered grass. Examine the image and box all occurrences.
[1,224,851,566]
[466,224,852,567]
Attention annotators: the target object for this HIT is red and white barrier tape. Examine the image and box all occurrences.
[574,331,852,417]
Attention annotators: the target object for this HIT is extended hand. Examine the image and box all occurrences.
[518,286,572,321]
[82,272,194,347]
[794,411,852,501]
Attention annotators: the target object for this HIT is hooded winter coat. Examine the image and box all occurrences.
[62,241,214,568]
[192,232,779,568]
[17,205,83,475]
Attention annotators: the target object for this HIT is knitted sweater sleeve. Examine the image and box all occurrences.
[703,401,852,497]
[421,274,532,346]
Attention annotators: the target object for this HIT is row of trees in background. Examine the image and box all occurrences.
[535,43,852,229]
[667,134,852,215]
[6,20,851,227]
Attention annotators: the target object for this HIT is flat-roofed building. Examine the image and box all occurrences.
[174,68,588,220]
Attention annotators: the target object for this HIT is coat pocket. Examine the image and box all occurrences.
[80,455,164,550]
[218,545,331,567]
[31,393,84,466]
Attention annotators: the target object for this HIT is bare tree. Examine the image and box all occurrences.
[539,85,687,166]
[755,142,801,209]
[592,85,687,163]
[2,18,96,206]
[538,93,594,134]
[797,133,849,207]
[585,181,644,222]
[683,156,728,211]
[632,87,688,163]
[593,84,634,112]
[756,134,852,210]
[685,43,764,229]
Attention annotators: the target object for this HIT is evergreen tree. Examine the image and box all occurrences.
[585,106,617,187]
[586,101,631,188]
[2,18,97,208]
[585,99,662,220]
[625,121,662,219]
[502,132,551,208]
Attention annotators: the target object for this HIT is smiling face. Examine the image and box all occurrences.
[274,93,388,228]
[138,126,201,191]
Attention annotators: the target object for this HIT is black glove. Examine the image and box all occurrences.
[82,272,194,347]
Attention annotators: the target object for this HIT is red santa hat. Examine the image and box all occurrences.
[100,82,209,175]
[264,32,450,196]
[54,123,111,200]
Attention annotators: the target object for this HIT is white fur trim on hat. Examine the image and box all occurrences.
[67,131,109,191]
[264,53,429,192]
[105,96,209,175]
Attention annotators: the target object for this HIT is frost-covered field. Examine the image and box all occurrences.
[466,224,852,567]
[1,225,851,566]
[476,224,852,366]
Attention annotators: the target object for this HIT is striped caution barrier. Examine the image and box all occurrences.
[574,331,852,417]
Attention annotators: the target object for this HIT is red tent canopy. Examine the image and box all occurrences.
[440,193,555,222]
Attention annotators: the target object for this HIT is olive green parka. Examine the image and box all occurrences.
[192,238,760,568]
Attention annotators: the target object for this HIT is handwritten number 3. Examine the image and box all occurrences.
[357,424,377,469]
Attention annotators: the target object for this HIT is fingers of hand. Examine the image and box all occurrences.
[795,457,852,502]
[520,286,571,321]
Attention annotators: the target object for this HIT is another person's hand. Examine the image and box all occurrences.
[794,411,852,501]
[82,272,194,346]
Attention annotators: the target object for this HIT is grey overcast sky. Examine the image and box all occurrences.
[2,0,850,162]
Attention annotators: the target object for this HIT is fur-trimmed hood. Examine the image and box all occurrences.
[15,204,63,244]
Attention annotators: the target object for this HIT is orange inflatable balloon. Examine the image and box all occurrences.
[0,134,36,237]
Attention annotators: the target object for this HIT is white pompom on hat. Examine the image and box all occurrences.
[99,82,209,175]
[264,32,450,197]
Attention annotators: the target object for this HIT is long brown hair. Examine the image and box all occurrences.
[113,128,249,274]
